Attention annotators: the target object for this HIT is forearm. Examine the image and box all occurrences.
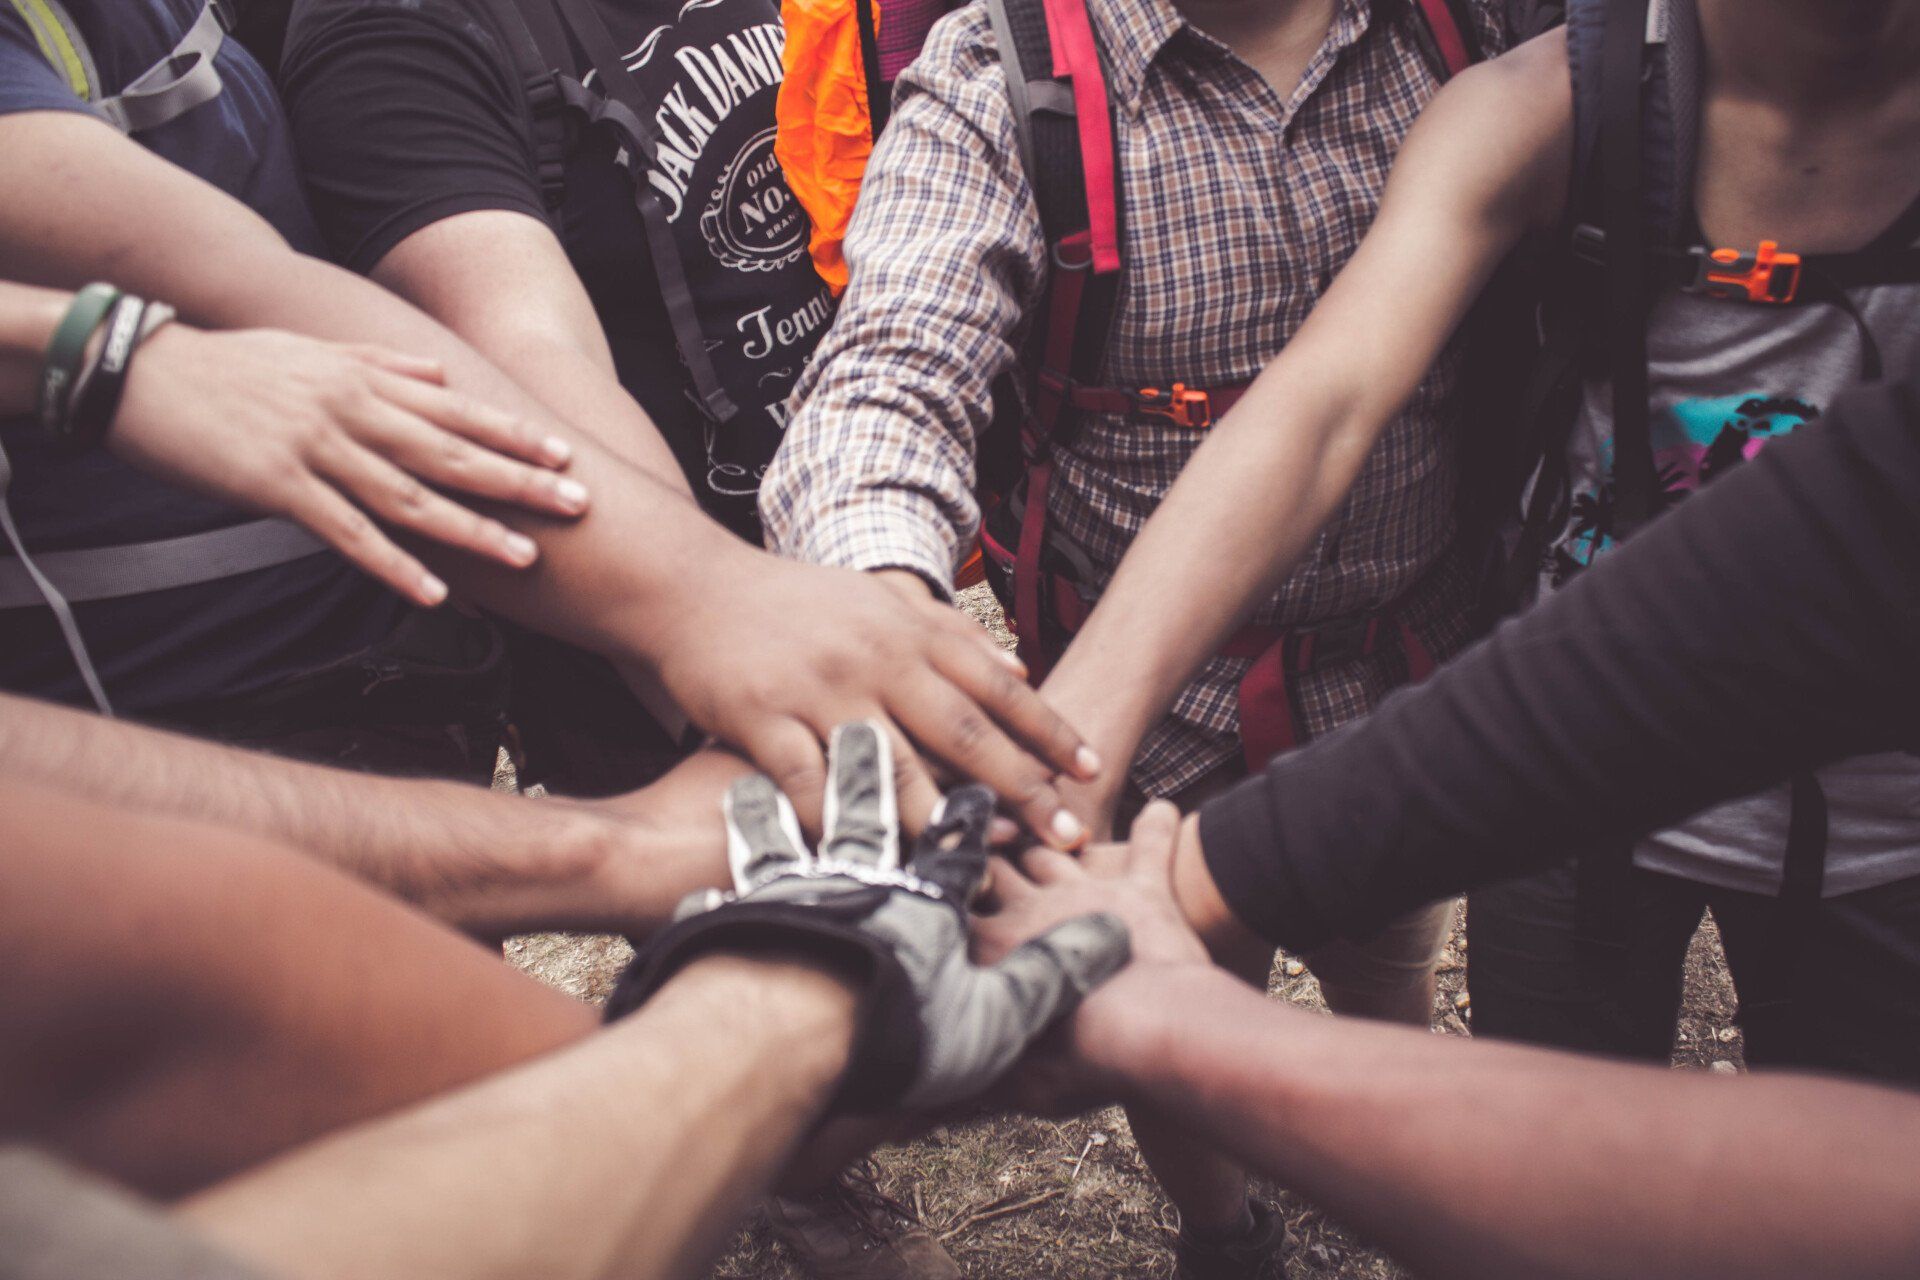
[0,279,68,409]
[183,955,858,1280]
[1093,967,1920,1280]
[1191,375,1920,950]
[0,691,729,936]
[2,112,744,667]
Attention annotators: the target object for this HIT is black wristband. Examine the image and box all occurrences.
[64,294,149,450]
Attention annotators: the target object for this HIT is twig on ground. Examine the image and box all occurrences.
[936,1188,1066,1242]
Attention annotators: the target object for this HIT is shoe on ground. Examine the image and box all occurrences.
[1173,1198,1290,1280]
[767,1160,962,1280]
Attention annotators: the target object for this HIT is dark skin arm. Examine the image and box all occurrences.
[978,806,1920,1280]
[0,108,1098,842]
[369,210,692,487]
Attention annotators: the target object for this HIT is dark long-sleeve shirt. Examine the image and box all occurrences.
[1198,375,1920,952]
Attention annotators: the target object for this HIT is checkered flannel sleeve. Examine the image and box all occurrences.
[760,9,1048,595]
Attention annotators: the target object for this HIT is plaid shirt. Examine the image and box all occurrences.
[764,0,1505,796]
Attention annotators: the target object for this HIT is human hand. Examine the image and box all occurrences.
[606,722,1131,1110]
[109,325,588,607]
[650,557,1102,849]
[969,801,1214,1111]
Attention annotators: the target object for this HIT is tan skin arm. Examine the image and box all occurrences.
[183,956,858,1280]
[980,807,1920,1280]
[0,109,1097,843]
[369,209,692,488]
[1040,33,1575,829]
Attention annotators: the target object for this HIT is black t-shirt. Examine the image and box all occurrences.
[1197,375,1920,952]
[280,0,834,538]
[0,0,404,714]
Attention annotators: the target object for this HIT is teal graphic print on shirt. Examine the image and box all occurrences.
[1551,392,1822,585]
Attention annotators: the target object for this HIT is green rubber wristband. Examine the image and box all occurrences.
[38,283,122,438]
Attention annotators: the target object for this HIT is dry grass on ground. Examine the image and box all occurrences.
[507,587,1747,1279]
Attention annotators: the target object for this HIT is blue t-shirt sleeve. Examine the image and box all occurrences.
[0,5,102,117]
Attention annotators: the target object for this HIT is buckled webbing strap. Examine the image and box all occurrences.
[0,435,111,714]
[474,0,574,211]
[549,0,739,422]
[97,0,232,134]
[1037,376,1248,429]
[1236,614,1436,769]
[1038,0,1119,275]
[14,0,231,134]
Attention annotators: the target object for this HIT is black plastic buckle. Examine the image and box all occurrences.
[1684,241,1803,304]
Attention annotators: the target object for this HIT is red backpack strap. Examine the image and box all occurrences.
[1407,0,1484,80]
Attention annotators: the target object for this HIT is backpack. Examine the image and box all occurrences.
[778,0,1495,768]
[0,0,333,719]
[1519,0,1920,1004]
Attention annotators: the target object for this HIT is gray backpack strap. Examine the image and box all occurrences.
[25,0,235,135]
[0,435,113,714]
[95,0,234,134]
[0,516,327,610]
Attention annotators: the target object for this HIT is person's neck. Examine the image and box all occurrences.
[1699,0,1920,109]
[1174,0,1336,56]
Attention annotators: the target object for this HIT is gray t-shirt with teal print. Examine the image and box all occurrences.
[1541,227,1920,898]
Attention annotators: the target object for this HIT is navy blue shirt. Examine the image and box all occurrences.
[0,0,404,713]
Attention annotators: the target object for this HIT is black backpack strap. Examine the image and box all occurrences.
[471,0,574,213]
[1596,0,1658,538]
[543,0,739,422]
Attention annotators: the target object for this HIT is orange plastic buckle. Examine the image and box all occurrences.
[1136,383,1213,428]
[1690,240,1803,304]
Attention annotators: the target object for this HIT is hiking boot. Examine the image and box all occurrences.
[1173,1198,1290,1280]
[767,1161,962,1280]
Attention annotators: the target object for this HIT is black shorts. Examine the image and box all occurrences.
[156,610,687,796]
[1468,861,1920,1085]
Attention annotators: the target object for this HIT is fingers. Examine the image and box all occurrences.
[722,773,810,892]
[1127,799,1182,882]
[1078,840,1132,878]
[283,479,448,607]
[740,719,830,834]
[930,624,1100,783]
[1020,846,1086,886]
[983,855,1039,905]
[908,784,995,901]
[361,376,587,516]
[820,721,900,870]
[320,439,543,572]
[890,673,1085,852]
[343,344,447,385]
[885,724,946,841]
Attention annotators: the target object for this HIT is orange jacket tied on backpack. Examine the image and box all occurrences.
[775,0,875,294]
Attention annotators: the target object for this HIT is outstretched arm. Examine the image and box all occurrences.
[182,955,859,1280]
[1039,32,1572,826]
[0,689,741,939]
[1176,370,1920,962]
[1093,966,1920,1280]
[978,806,1920,1280]
[0,107,1096,841]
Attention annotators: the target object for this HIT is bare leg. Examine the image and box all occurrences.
[0,779,596,1198]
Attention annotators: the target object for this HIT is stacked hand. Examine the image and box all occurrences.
[608,722,1131,1110]
[112,325,587,607]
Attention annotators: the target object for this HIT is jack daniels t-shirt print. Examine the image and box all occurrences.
[600,0,834,521]
[279,0,836,539]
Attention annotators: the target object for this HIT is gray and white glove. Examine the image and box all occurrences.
[606,721,1130,1111]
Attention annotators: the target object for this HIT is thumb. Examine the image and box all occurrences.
[902,913,1131,1110]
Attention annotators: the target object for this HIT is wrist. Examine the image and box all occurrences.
[658,953,861,1091]
[1070,963,1223,1098]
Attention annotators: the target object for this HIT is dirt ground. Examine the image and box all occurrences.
[506,586,1748,1280]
